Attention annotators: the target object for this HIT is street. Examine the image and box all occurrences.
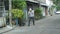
[3,15,60,34]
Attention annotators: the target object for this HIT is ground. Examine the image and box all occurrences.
[1,15,60,34]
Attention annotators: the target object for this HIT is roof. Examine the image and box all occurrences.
[40,3,48,7]
[26,0,39,3]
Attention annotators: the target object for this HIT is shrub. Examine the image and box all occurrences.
[34,8,42,20]
[11,9,24,19]
[12,0,26,10]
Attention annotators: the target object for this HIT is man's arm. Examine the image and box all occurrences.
[28,11,30,16]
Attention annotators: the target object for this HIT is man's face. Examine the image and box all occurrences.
[29,8,32,11]
[30,10,32,12]
[29,8,32,12]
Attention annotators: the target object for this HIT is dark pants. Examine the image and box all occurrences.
[28,17,35,26]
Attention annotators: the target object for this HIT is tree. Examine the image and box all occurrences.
[53,0,60,10]
[12,0,26,10]
[34,8,42,20]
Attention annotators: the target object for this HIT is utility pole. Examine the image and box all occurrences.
[9,0,12,26]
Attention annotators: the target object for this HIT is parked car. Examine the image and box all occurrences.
[55,11,60,14]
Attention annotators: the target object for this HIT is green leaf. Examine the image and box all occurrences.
[11,9,24,19]
[12,0,26,9]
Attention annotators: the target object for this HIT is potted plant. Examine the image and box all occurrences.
[11,9,24,26]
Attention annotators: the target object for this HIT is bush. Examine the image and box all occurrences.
[35,8,42,20]
[11,9,25,26]
[11,9,24,19]
[12,0,26,10]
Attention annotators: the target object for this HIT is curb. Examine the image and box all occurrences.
[0,26,16,34]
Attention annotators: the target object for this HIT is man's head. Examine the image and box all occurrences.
[29,8,32,10]
[29,8,32,12]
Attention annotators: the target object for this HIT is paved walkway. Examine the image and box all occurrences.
[1,15,60,34]
[0,25,16,34]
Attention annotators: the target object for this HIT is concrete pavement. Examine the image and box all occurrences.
[0,25,16,34]
[1,15,60,34]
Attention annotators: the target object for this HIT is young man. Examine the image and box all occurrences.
[28,8,35,26]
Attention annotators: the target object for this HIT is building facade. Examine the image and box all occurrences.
[40,0,48,16]
[0,0,9,26]
[25,0,52,17]
[40,0,54,16]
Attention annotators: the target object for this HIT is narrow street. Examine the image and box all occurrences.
[3,15,60,34]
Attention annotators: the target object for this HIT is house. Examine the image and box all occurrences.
[47,0,54,16]
[40,0,54,16]
[40,0,49,16]
[25,0,53,17]
[0,0,9,26]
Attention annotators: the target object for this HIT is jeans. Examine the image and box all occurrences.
[28,17,35,26]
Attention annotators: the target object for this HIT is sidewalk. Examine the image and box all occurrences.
[0,19,43,34]
[0,16,48,33]
[0,15,52,34]
[0,25,16,34]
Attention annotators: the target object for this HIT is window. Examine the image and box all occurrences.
[4,0,9,10]
[0,0,4,17]
[0,7,3,11]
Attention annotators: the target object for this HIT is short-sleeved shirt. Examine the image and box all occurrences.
[28,10,34,17]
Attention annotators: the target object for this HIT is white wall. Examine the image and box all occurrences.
[46,0,53,7]
[46,0,50,6]
[41,7,46,16]
[40,0,46,4]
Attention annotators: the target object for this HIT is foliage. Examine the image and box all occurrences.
[35,8,42,15]
[56,5,60,10]
[12,0,26,10]
[11,9,24,19]
[34,8,42,20]
[53,0,60,10]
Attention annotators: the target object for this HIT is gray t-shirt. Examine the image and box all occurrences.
[28,10,34,17]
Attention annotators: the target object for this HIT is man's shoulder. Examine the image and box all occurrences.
[32,10,34,12]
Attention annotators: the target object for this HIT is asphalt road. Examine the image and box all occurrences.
[3,15,60,34]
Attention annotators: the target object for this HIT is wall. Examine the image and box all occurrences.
[40,0,46,4]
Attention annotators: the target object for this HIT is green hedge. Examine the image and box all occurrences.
[11,9,24,19]
[34,8,42,20]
